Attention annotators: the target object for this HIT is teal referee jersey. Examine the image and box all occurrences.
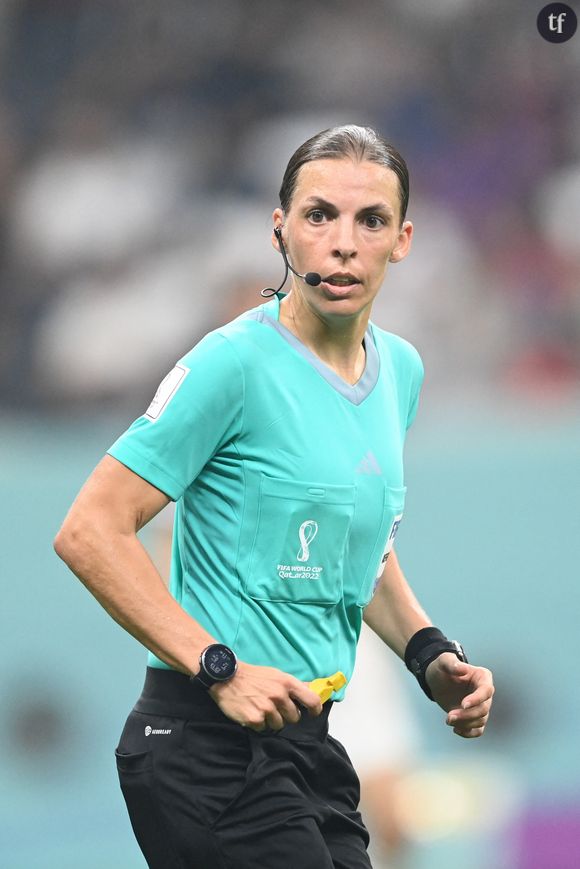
[107,295,423,698]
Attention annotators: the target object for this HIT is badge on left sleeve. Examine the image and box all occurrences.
[375,513,403,579]
[145,364,189,421]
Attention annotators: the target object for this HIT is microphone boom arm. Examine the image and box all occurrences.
[261,228,322,298]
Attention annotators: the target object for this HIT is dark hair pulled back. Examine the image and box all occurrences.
[279,125,409,223]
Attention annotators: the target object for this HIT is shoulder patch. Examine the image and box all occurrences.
[145,364,189,421]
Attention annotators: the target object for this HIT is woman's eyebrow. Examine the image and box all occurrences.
[303,196,338,213]
[357,203,394,218]
[302,196,394,219]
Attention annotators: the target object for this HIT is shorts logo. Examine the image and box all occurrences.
[297,520,318,562]
[144,725,172,736]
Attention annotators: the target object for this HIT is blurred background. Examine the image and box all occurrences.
[1,1,579,867]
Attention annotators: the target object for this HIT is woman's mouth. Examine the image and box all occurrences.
[321,273,361,294]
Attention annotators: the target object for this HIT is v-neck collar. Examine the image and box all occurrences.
[241,295,380,406]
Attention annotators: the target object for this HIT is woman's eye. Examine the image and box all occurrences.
[364,215,384,229]
[308,210,326,223]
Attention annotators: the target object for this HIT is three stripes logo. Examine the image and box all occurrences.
[355,450,382,475]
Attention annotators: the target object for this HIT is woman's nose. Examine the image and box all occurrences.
[331,220,357,260]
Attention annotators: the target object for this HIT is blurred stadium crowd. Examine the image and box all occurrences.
[2,5,580,868]
[1,0,579,416]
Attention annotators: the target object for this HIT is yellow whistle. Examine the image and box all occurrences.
[308,671,347,703]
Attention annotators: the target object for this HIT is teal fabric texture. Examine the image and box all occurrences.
[107,296,423,697]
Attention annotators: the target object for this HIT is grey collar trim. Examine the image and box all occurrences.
[242,304,380,406]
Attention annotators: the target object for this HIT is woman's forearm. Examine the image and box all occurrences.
[362,548,432,658]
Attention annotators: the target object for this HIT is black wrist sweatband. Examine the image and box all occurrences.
[404,627,468,701]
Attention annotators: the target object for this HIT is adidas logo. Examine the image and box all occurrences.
[355,450,382,475]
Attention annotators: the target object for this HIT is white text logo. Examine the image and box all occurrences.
[144,725,172,736]
[549,11,567,32]
[537,4,577,42]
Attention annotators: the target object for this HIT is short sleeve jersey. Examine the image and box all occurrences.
[107,295,424,698]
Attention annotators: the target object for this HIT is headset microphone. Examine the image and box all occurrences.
[302,271,323,287]
[261,228,322,298]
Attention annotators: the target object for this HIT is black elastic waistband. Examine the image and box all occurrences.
[133,667,333,740]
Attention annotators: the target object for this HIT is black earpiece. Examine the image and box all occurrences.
[261,227,322,298]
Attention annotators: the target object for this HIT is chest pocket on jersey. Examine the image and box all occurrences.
[355,485,407,608]
[246,475,356,605]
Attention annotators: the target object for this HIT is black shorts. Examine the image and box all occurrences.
[115,667,371,869]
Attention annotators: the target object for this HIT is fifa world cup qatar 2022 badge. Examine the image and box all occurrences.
[297,520,318,562]
[277,519,323,580]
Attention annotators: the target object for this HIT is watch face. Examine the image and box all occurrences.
[203,645,237,681]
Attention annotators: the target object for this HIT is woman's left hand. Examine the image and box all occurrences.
[426,653,494,738]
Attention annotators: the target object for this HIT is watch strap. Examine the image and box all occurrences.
[192,669,216,690]
[405,627,468,701]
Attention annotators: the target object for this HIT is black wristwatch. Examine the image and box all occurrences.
[405,628,468,700]
[192,644,238,690]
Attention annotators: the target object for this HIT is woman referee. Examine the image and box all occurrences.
[55,125,494,869]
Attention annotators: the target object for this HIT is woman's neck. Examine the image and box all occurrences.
[278,292,369,386]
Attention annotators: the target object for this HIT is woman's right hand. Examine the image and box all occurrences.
[209,661,323,731]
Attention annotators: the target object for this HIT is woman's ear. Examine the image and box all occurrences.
[389,220,413,263]
[271,208,285,250]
